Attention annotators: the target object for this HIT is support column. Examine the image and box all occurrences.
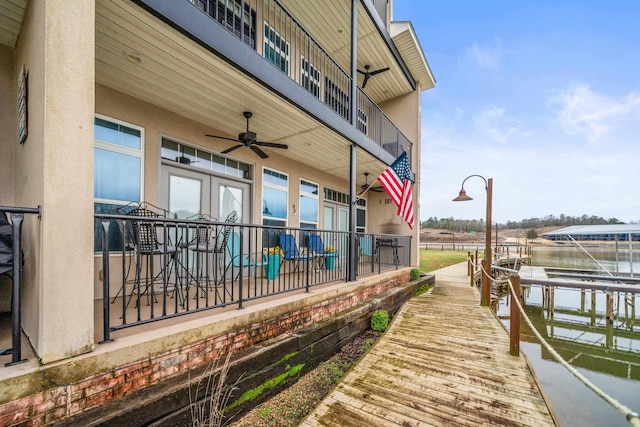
[347,0,358,282]
[16,1,95,363]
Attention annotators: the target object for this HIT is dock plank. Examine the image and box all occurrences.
[301,262,556,426]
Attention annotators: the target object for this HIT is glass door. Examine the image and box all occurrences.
[161,165,210,219]
[213,178,250,224]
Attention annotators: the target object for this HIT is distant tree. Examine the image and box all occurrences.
[526,229,538,240]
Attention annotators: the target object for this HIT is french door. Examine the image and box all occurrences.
[323,203,348,256]
[160,165,250,222]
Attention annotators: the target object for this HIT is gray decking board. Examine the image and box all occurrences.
[301,262,556,427]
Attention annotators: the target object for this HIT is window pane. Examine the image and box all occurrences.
[94,202,127,252]
[94,148,141,202]
[94,118,141,150]
[220,185,243,223]
[161,140,180,161]
[197,150,212,171]
[170,175,201,219]
[300,195,318,223]
[300,180,318,195]
[357,208,366,228]
[264,169,287,186]
[263,187,286,220]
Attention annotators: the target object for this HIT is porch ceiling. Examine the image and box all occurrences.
[0,0,27,48]
[279,0,415,103]
[96,0,388,187]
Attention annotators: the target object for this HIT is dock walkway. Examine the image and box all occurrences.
[301,262,556,426]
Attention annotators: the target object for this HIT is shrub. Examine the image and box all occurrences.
[371,310,389,332]
[410,268,421,281]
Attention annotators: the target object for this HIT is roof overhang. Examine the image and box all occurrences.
[390,21,435,91]
[0,0,27,48]
[542,225,640,237]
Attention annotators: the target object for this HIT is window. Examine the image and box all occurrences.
[301,57,321,98]
[324,77,349,120]
[264,22,289,74]
[357,109,368,135]
[262,168,288,227]
[356,199,367,233]
[94,116,144,251]
[323,188,367,233]
[161,138,251,180]
[190,0,256,48]
[300,179,319,229]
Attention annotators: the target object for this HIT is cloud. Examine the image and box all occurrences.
[474,105,523,143]
[463,40,502,70]
[549,83,640,143]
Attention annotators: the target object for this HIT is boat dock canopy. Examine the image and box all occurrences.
[542,224,640,241]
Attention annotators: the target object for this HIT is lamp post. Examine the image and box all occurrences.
[453,175,492,306]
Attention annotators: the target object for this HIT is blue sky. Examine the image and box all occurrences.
[392,1,640,224]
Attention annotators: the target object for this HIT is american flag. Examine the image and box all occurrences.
[377,152,414,228]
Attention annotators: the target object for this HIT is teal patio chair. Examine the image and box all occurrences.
[223,231,267,280]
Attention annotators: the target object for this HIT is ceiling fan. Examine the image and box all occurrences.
[359,172,383,195]
[358,64,390,88]
[206,111,288,159]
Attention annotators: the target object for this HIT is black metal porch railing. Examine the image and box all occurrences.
[96,213,410,342]
[0,205,42,366]
[186,0,412,159]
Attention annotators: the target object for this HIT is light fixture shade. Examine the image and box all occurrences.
[452,189,473,202]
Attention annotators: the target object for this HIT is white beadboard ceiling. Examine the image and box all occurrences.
[1,0,421,187]
[0,0,27,48]
[95,0,420,186]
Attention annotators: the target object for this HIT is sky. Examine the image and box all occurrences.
[392,1,640,224]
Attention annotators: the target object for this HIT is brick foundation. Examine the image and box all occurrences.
[0,272,410,426]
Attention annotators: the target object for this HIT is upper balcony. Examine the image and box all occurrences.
[96,0,432,180]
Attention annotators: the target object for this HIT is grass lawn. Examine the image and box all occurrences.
[420,249,469,273]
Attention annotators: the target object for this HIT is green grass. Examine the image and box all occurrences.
[419,249,469,273]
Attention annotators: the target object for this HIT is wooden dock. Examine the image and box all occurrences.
[301,262,556,426]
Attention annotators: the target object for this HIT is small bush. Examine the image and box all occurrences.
[410,268,421,281]
[371,310,389,332]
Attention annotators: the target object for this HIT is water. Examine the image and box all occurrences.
[497,245,640,427]
[532,244,640,274]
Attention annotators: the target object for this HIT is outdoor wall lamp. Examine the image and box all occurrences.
[453,175,493,306]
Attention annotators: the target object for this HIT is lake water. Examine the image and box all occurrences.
[496,245,640,427]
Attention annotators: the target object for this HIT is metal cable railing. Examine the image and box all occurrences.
[502,271,640,426]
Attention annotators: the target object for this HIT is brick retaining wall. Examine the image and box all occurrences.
[0,272,411,426]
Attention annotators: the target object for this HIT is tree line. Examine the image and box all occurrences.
[421,214,626,232]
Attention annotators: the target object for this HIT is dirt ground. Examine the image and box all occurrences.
[420,227,562,246]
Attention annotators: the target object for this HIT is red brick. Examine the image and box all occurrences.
[31,398,57,417]
[23,413,46,427]
[0,407,29,426]
[84,376,124,398]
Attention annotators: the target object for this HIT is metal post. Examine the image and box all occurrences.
[347,146,357,282]
[238,227,244,309]
[629,233,634,277]
[100,220,114,344]
[482,178,493,306]
[510,275,520,357]
[7,213,25,366]
[347,0,358,283]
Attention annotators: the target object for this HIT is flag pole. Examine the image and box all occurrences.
[354,181,377,202]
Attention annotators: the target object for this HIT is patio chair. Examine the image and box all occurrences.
[179,213,217,293]
[118,202,179,307]
[223,230,266,280]
[279,233,313,272]
[308,234,327,271]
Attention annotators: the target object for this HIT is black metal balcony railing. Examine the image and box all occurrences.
[0,205,42,367]
[96,213,410,342]
[187,0,411,159]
